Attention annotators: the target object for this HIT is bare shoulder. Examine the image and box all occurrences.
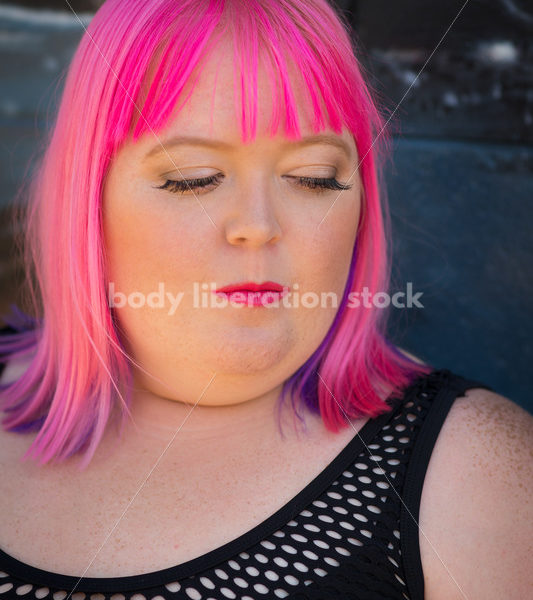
[419,386,533,600]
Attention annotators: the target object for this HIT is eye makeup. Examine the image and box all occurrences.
[154,174,353,195]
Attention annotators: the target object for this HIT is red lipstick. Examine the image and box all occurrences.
[214,281,289,307]
[215,281,285,293]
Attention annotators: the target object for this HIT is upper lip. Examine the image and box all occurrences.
[215,281,286,293]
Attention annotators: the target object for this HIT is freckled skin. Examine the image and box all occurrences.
[419,388,533,600]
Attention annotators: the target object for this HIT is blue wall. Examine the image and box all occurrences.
[385,137,532,410]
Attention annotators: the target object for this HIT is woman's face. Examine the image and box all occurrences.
[103,48,361,409]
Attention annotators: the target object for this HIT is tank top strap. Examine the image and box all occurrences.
[399,368,494,600]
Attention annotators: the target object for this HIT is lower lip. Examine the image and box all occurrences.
[213,290,287,307]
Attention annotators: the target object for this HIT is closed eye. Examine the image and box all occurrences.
[155,174,353,195]
[155,173,224,194]
[284,175,353,193]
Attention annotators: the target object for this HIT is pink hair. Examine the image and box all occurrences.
[0,0,432,469]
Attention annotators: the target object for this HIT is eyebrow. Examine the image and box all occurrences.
[143,134,353,160]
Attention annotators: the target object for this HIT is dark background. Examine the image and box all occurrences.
[1,1,532,412]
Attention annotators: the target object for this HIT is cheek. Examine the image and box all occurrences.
[103,186,210,294]
[102,189,212,366]
[285,197,359,354]
[296,197,360,296]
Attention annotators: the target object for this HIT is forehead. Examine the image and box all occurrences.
[151,35,342,146]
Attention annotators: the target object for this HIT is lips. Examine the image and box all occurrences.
[213,281,289,307]
[215,281,286,293]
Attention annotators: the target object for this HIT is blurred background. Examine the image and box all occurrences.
[0,0,531,412]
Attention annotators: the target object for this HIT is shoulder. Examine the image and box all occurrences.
[419,386,533,600]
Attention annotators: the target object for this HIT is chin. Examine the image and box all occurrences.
[207,340,291,375]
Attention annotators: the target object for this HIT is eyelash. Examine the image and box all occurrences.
[155,173,353,195]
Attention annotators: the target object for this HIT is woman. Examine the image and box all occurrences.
[0,0,531,599]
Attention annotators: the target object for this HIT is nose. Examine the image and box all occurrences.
[223,180,282,247]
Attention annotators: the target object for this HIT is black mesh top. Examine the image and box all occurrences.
[0,336,492,600]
